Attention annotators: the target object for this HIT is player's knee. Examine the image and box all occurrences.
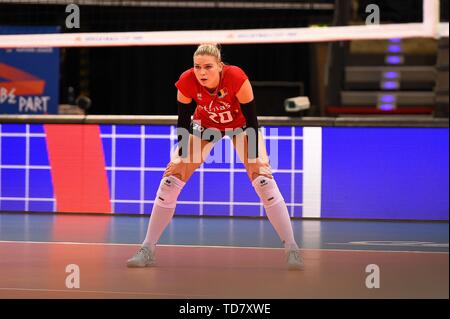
[155,175,185,209]
[249,163,273,181]
[252,175,284,207]
[164,161,187,182]
[164,174,186,184]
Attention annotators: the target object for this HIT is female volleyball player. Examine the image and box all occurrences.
[127,44,304,270]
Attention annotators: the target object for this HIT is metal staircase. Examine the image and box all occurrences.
[326,38,440,115]
[435,37,449,117]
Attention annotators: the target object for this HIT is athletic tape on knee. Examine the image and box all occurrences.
[252,175,284,208]
[155,175,185,209]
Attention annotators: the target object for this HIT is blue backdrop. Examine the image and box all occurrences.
[321,127,449,220]
[0,123,448,220]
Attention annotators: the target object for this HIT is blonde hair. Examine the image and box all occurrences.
[193,43,222,62]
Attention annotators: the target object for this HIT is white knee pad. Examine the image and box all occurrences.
[252,175,284,208]
[155,175,185,209]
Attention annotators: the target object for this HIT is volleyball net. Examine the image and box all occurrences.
[0,0,448,117]
[0,0,448,48]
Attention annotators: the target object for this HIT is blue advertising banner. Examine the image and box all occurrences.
[0,123,447,220]
[321,127,449,220]
[0,26,60,114]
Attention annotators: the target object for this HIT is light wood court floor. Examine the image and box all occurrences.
[0,241,447,299]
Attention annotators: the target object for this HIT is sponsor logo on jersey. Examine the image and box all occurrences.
[218,101,231,109]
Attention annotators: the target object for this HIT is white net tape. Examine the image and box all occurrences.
[0,0,448,48]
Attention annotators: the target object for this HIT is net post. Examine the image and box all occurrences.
[423,0,440,38]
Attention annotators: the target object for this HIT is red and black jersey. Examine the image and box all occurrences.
[175,65,248,131]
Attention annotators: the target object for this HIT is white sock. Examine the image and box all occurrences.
[252,176,300,251]
[142,204,175,249]
[264,200,299,251]
[142,176,185,248]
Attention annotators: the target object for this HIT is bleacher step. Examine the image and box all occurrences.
[341,91,435,106]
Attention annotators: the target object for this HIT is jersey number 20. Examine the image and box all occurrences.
[208,111,233,124]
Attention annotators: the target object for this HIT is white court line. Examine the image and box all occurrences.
[101,133,173,139]
[100,133,302,140]
[0,287,210,298]
[111,199,302,206]
[0,240,447,254]
[0,124,2,210]
[0,198,301,206]
[328,242,449,248]
[139,125,145,215]
[0,133,46,137]
[25,124,30,212]
[104,166,303,173]
[259,128,266,217]
[0,165,51,169]
[199,167,204,216]
[0,197,54,202]
[302,127,322,218]
[289,127,296,217]
[111,125,116,213]
[228,137,234,217]
[0,162,303,172]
